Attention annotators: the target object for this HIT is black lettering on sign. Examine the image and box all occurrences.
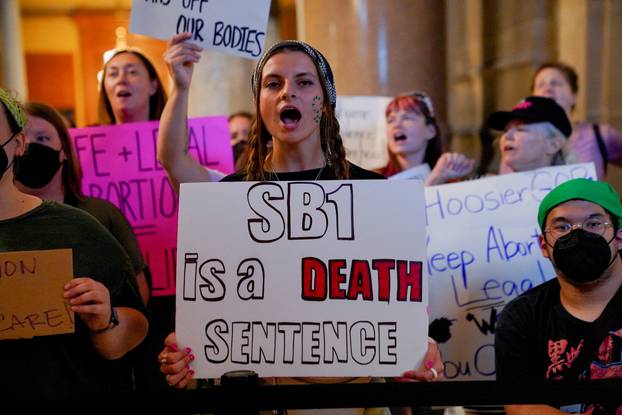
[237,258,265,300]
[247,182,354,243]
[247,183,286,243]
[205,319,229,363]
[182,0,208,12]
[176,15,205,42]
[213,21,264,57]
[203,319,399,366]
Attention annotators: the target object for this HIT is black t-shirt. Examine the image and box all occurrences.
[0,201,146,403]
[65,195,147,276]
[221,161,386,182]
[495,278,622,413]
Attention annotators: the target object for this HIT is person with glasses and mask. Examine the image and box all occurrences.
[382,91,474,185]
[495,178,622,414]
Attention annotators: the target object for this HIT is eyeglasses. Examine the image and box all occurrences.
[544,217,614,240]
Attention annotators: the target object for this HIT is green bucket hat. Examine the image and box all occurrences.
[538,178,622,230]
[0,88,26,131]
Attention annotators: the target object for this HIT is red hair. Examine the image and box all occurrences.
[385,95,442,172]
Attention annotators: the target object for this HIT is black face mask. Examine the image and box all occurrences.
[552,228,616,284]
[13,142,62,189]
[0,132,17,179]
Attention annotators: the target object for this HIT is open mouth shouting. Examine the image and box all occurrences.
[116,90,132,99]
[280,106,302,130]
[394,134,407,142]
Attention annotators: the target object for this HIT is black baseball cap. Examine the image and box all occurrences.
[487,96,572,138]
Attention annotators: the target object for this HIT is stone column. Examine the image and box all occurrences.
[0,0,28,99]
[295,0,446,121]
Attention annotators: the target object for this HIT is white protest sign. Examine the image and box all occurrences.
[130,0,271,59]
[424,163,596,380]
[389,163,431,182]
[176,180,429,378]
[337,96,392,170]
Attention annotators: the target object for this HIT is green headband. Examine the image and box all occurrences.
[0,88,26,131]
[538,178,622,230]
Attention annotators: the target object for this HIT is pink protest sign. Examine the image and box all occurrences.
[70,117,234,296]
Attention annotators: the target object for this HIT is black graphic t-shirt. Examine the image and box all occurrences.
[496,278,622,413]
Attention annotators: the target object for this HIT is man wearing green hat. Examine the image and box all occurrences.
[495,178,622,414]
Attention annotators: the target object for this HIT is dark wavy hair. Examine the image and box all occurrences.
[98,49,167,125]
[384,94,442,173]
[244,47,349,181]
[24,102,84,202]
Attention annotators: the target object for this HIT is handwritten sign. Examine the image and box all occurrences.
[389,163,431,181]
[423,163,596,380]
[0,249,74,340]
[70,117,234,297]
[176,180,429,378]
[129,0,271,59]
[336,96,392,170]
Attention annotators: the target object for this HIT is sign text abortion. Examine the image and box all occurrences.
[70,117,233,296]
[424,163,596,380]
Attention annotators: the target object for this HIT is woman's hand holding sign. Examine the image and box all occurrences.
[163,32,203,91]
[398,338,444,382]
[159,332,444,389]
[64,277,111,332]
[159,332,195,388]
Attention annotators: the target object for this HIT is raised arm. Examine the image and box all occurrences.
[424,152,475,186]
[158,32,224,194]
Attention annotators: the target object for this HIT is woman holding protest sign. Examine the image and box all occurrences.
[382,92,474,185]
[0,88,148,404]
[14,101,150,305]
[98,47,219,392]
[156,32,444,414]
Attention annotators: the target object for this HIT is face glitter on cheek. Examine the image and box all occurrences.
[312,96,322,124]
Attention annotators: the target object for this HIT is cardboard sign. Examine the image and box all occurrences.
[423,163,596,380]
[129,0,271,59]
[0,249,74,340]
[176,180,429,378]
[70,117,234,297]
[336,96,392,170]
